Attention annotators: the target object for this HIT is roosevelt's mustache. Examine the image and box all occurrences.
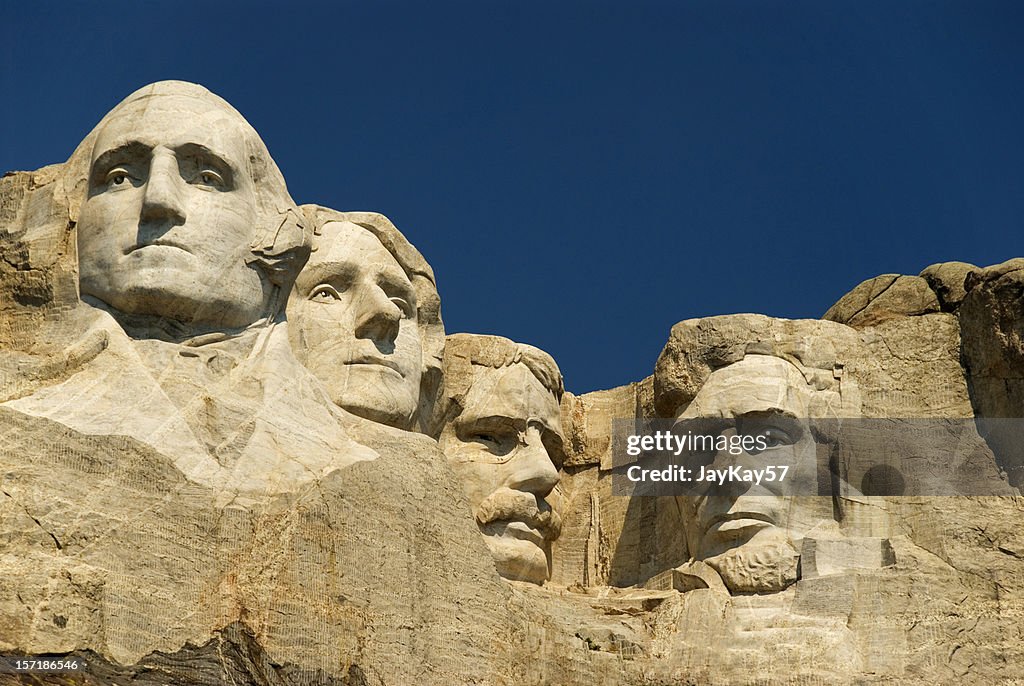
[475,487,562,541]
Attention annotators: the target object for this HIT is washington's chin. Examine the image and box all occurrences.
[80,269,267,330]
[482,529,550,585]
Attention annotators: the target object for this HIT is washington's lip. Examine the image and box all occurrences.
[704,511,775,533]
[127,239,193,254]
[343,355,402,375]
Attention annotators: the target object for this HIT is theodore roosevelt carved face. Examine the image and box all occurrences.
[439,334,565,585]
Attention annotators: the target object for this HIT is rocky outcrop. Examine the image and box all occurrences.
[960,258,1024,487]
[824,274,941,327]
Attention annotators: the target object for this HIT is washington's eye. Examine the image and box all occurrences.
[470,430,517,457]
[104,168,133,187]
[309,285,341,302]
[194,169,225,188]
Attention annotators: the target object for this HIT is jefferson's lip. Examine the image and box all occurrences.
[344,356,402,375]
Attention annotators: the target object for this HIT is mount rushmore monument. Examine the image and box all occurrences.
[0,81,1022,684]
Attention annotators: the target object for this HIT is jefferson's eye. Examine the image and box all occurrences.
[309,285,341,302]
[194,169,225,188]
[390,297,414,318]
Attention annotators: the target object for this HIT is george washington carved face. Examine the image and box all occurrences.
[75,83,302,334]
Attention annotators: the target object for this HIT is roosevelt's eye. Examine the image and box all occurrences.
[456,419,519,458]
[193,169,226,189]
[309,284,342,302]
[104,168,134,188]
[470,430,516,457]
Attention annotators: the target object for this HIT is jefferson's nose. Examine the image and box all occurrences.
[353,286,402,344]
[140,150,186,225]
[506,427,559,498]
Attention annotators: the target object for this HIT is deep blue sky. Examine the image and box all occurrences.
[3,1,1022,393]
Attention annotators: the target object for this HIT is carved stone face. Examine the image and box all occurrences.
[78,94,268,330]
[676,355,834,590]
[288,221,423,429]
[439,363,563,585]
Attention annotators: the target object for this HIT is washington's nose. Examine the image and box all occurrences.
[140,150,186,225]
[506,427,559,498]
[353,286,402,344]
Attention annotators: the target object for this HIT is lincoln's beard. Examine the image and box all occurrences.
[704,538,800,594]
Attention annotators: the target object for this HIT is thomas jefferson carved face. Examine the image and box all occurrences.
[439,362,563,585]
[676,355,835,592]
[287,221,423,429]
[77,94,269,330]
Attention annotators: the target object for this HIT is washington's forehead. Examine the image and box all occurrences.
[92,95,250,159]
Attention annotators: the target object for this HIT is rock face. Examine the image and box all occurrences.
[960,259,1024,487]
[1,81,1023,684]
[823,274,941,327]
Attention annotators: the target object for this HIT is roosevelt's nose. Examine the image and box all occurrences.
[505,426,559,498]
[140,150,186,225]
[353,286,402,344]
